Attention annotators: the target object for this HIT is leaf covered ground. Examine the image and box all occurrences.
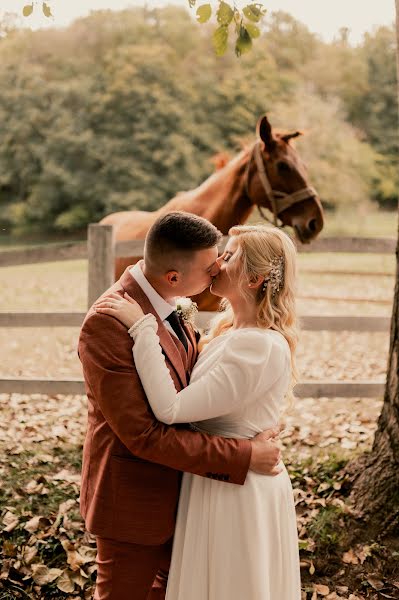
[0,246,397,598]
[1,390,398,599]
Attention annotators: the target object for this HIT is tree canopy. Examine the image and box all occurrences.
[0,7,396,234]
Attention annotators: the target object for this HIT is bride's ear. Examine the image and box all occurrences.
[248,275,264,289]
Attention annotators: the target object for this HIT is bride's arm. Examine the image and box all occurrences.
[131,315,285,425]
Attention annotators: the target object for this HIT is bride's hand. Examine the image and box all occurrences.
[94,292,145,328]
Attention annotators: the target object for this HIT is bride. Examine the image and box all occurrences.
[95,224,301,600]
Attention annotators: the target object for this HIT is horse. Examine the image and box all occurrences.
[101,115,324,310]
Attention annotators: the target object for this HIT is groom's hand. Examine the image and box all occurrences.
[249,428,282,476]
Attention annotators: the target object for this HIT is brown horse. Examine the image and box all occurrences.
[101,115,324,309]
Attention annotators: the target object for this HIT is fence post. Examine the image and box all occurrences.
[87,224,115,307]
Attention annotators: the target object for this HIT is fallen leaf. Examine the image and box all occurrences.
[336,586,349,594]
[367,576,385,591]
[56,569,75,593]
[2,511,19,532]
[343,549,358,565]
[314,583,330,596]
[2,541,17,557]
[22,545,38,565]
[32,564,63,585]
[356,544,373,564]
[24,515,50,533]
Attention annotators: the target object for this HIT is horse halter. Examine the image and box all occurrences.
[244,141,318,227]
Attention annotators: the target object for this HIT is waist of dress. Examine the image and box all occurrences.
[189,422,278,440]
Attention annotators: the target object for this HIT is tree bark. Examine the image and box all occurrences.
[348,2,399,537]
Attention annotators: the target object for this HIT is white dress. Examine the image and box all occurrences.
[131,317,301,600]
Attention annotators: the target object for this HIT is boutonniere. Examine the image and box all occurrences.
[176,297,198,325]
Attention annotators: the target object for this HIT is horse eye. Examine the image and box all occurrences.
[277,161,291,173]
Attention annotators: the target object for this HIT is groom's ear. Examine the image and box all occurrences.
[166,270,181,287]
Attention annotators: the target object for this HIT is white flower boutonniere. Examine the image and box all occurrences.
[176,297,198,325]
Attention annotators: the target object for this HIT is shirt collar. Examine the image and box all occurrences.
[130,261,176,322]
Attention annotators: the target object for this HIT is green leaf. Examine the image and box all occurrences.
[216,1,234,26]
[196,4,212,24]
[245,22,260,38]
[242,3,265,23]
[213,25,229,56]
[235,25,252,57]
[42,2,53,18]
[22,4,34,17]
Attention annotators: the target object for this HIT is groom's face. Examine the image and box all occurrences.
[176,246,220,297]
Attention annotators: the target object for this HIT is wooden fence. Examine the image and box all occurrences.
[0,224,396,398]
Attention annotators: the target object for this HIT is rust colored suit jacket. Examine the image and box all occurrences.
[78,267,252,545]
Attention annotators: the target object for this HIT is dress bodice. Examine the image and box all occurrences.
[131,317,291,440]
[188,328,291,439]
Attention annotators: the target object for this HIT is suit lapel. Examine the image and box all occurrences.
[119,267,188,388]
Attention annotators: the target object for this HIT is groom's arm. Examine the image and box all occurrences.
[79,311,252,485]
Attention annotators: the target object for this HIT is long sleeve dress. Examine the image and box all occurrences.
[130,316,301,600]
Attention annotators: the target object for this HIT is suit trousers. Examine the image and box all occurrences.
[93,536,172,600]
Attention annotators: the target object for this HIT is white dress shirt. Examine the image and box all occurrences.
[129,261,178,338]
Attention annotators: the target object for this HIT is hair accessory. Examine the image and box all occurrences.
[262,255,285,296]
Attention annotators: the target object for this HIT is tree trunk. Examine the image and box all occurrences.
[348,2,399,537]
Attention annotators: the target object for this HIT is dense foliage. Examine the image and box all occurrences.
[0,8,396,234]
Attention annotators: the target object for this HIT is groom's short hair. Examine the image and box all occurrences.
[144,211,222,273]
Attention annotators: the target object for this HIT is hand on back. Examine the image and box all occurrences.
[249,427,283,476]
[94,292,145,329]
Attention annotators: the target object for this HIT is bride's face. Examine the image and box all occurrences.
[210,237,244,299]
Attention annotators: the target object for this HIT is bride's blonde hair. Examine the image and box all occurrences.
[200,224,300,409]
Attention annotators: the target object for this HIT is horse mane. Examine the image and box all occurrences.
[210,139,254,172]
[210,152,231,171]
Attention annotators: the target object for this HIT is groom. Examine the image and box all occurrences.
[78,211,282,600]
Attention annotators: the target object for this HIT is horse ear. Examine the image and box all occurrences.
[257,115,276,152]
[281,131,303,143]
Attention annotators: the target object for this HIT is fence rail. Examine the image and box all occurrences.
[0,312,391,332]
[0,241,87,267]
[0,378,385,399]
[0,235,396,268]
[0,225,395,399]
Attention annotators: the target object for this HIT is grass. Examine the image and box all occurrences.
[321,208,397,238]
[308,505,346,552]
[1,445,82,518]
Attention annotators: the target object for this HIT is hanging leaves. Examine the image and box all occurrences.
[22,2,53,18]
[212,25,229,56]
[196,4,212,24]
[22,4,34,17]
[242,3,266,22]
[235,24,252,57]
[42,2,53,18]
[188,0,267,56]
[245,22,261,39]
[216,1,234,26]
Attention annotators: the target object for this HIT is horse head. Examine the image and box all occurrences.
[245,115,324,244]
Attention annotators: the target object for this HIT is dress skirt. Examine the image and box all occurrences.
[165,461,301,600]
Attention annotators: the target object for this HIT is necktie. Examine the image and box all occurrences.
[166,311,188,352]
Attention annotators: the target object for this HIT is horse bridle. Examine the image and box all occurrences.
[244,141,318,227]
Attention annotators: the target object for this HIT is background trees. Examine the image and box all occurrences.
[0,7,396,234]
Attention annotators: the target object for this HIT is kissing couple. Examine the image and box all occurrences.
[78,211,301,599]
